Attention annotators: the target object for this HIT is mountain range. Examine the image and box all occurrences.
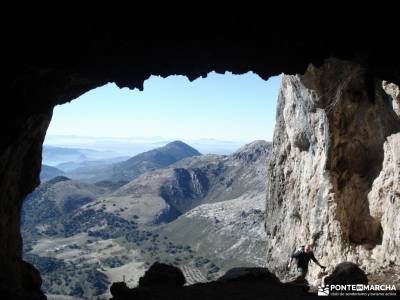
[22,140,271,299]
[44,135,245,157]
[64,141,201,183]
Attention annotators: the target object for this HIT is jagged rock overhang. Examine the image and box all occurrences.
[4,5,400,110]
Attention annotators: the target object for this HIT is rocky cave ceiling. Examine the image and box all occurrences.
[4,5,400,111]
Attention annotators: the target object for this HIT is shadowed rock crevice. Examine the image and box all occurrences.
[160,168,210,213]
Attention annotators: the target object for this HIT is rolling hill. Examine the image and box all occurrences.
[40,165,65,181]
[65,141,202,182]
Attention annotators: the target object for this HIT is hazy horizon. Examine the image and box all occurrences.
[43,134,262,160]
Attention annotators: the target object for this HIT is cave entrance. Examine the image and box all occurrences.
[21,72,281,299]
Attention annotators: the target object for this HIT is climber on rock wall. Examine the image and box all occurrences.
[287,243,326,280]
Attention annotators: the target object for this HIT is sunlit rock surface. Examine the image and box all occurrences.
[265,59,400,286]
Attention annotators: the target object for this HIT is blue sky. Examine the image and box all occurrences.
[48,72,281,142]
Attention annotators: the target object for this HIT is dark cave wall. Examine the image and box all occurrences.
[1,5,400,298]
[0,111,51,299]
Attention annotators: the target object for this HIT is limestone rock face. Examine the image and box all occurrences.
[265,59,400,285]
[368,132,400,267]
[383,81,400,117]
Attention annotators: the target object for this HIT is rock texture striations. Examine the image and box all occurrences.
[265,59,400,285]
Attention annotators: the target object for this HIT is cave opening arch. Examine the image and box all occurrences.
[21,72,280,299]
[2,6,400,298]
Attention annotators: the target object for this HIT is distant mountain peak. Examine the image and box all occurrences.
[46,176,71,185]
[166,140,187,146]
[163,141,202,156]
[90,141,203,182]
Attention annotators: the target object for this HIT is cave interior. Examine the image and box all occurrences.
[2,5,400,299]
